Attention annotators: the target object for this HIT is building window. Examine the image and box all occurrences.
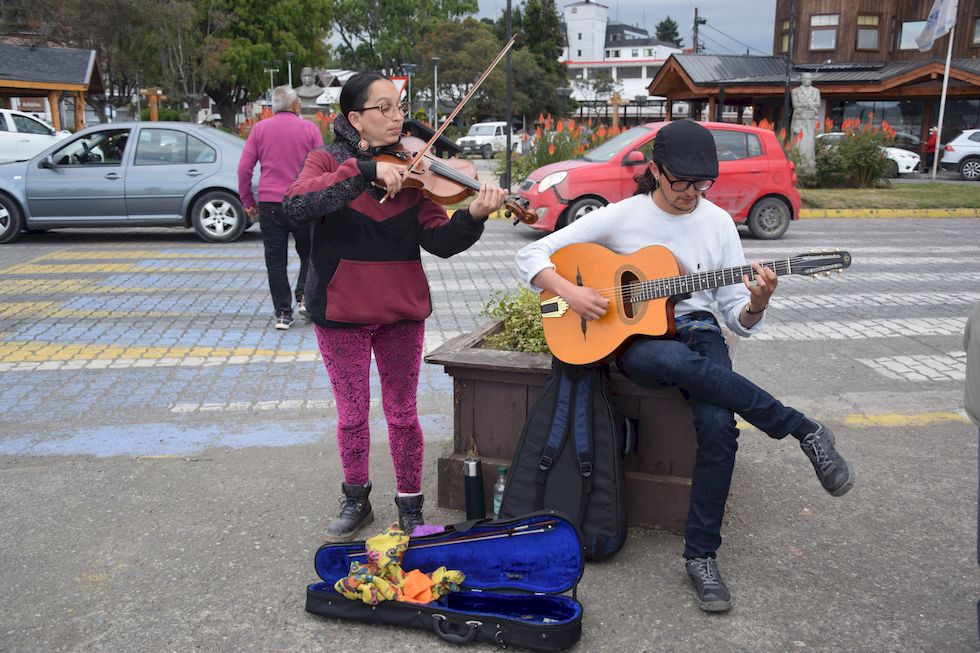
[612,49,620,57]
[779,18,791,53]
[605,50,610,57]
[644,48,653,56]
[577,49,582,57]
[809,14,838,50]
[618,66,643,79]
[973,17,980,45]
[856,15,880,50]
[899,21,926,49]
[577,33,582,40]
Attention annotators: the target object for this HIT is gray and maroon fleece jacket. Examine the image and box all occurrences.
[283,116,485,328]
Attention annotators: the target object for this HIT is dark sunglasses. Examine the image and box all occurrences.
[658,166,716,192]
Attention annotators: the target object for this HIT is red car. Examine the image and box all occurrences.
[517,121,801,239]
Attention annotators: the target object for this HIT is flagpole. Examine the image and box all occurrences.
[931,25,954,182]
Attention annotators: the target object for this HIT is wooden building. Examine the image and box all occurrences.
[648,0,980,148]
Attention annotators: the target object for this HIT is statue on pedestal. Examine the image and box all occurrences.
[791,72,821,175]
[294,67,323,115]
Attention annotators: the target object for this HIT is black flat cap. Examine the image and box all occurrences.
[652,120,718,179]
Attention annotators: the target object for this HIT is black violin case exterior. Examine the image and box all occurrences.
[305,511,584,651]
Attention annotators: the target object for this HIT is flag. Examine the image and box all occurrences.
[916,0,959,52]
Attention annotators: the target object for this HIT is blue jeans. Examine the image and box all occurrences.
[618,316,807,559]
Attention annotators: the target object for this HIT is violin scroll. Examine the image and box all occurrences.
[503,197,537,225]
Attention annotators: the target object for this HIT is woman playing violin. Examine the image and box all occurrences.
[284,72,507,542]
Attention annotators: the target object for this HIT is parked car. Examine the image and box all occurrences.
[517,121,802,239]
[456,121,511,159]
[940,128,980,180]
[816,131,920,177]
[0,122,256,244]
[0,108,71,163]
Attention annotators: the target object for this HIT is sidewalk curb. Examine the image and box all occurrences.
[799,208,980,218]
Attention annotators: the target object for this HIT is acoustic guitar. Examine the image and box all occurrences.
[539,243,852,365]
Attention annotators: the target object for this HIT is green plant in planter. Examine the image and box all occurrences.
[481,287,550,353]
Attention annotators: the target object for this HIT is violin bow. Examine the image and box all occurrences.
[405,35,517,175]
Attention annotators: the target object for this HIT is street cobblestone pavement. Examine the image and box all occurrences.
[1,215,979,651]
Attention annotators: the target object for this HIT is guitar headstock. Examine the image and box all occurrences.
[791,250,852,276]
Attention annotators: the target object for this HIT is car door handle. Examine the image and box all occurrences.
[104,172,121,180]
[186,169,202,177]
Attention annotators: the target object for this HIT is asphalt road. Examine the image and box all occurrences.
[0,212,978,651]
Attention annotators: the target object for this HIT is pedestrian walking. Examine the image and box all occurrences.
[238,85,323,330]
[283,72,507,541]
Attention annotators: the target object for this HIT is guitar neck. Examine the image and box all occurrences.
[635,258,793,302]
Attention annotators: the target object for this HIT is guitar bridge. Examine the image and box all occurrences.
[540,297,569,318]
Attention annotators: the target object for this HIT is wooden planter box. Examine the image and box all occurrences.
[425,321,707,532]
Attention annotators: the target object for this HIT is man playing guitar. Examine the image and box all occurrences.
[515,119,853,613]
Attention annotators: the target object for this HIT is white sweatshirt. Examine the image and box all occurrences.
[514,193,765,338]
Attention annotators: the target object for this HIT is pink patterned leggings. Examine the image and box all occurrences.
[314,320,425,494]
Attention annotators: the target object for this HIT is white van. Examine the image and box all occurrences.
[456,121,509,159]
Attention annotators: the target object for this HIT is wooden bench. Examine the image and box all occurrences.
[425,321,739,532]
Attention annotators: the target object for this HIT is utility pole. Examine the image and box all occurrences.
[692,8,706,54]
[781,0,797,133]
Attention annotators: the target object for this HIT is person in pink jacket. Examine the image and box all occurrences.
[238,85,323,329]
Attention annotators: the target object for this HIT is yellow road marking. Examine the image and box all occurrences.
[737,411,969,431]
[0,340,318,363]
[31,250,243,261]
[2,264,242,274]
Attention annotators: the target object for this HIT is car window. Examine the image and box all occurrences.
[12,113,52,135]
[631,139,655,162]
[187,134,217,163]
[969,132,980,143]
[0,114,7,131]
[468,125,496,136]
[582,126,652,162]
[135,128,188,165]
[710,130,763,161]
[51,129,130,166]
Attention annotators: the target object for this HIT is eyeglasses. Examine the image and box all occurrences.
[352,100,409,119]
[658,167,715,192]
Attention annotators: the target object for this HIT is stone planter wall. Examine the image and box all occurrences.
[426,321,717,532]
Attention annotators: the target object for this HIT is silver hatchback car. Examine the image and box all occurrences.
[0,121,255,244]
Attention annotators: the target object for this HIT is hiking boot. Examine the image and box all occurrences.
[324,482,374,542]
[394,494,425,536]
[799,420,854,496]
[275,311,294,330]
[685,557,733,612]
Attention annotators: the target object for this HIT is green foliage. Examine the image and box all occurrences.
[481,288,550,354]
[498,119,626,184]
[139,107,184,122]
[332,0,477,71]
[812,120,895,188]
[517,0,566,78]
[655,16,684,48]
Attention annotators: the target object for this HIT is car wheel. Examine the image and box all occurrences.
[563,197,606,227]
[190,191,246,243]
[958,157,980,181]
[0,193,25,244]
[747,197,790,240]
[885,159,899,178]
[482,144,494,159]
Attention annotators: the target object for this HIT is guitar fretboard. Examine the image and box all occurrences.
[631,258,792,302]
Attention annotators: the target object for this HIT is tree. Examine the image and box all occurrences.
[574,71,619,121]
[655,16,683,48]
[332,0,477,72]
[200,0,334,127]
[518,0,565,78]
[34,0,158,122]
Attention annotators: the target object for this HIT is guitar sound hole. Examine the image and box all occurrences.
[620,271,640,319]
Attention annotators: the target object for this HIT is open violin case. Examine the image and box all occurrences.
[306,511,585,651]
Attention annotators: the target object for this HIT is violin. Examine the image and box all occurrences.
[373,135,537,225]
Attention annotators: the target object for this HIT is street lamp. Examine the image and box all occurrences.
[285,51,295,88]
[401,63,418,115]
[431,56,441,127]
[261,60,279,105]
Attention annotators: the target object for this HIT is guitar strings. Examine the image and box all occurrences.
[579,258,805,299]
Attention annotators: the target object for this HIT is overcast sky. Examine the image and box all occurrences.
[477,0,777,56]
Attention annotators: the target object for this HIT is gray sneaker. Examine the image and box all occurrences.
[799,421,854,496]
[685,557,732,612]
